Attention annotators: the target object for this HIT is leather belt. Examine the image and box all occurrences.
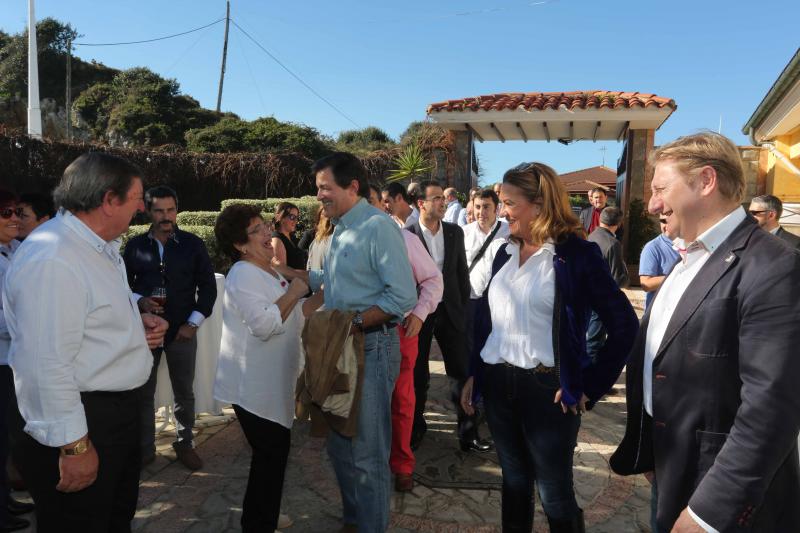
[500,361,555,374]
[363,322,397,335]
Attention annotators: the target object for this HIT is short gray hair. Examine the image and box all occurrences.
[600,206,623,226]
[54,153,142,213]
[750,194,783,218]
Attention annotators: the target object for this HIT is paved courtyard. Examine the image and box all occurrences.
[14,290,650,532]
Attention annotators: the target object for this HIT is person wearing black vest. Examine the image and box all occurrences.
[123,186,217,471]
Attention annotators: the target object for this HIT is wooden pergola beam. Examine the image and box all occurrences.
[515,122,528,142]
[593,121,601,142]
[543,121,551,143]
[569,121,574,141]
[465,123,484,143]
[490,122,506,143]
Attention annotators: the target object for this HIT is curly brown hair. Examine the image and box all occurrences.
[214,204,264,262]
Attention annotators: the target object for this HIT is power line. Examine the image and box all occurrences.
[74,18,225,47]
[230,19,360,128]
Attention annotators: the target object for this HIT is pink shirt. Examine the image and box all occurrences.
[401,229,443,321]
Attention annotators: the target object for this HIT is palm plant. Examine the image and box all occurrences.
[386,143,433,183]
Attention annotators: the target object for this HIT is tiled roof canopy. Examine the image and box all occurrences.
[428,91,676,114]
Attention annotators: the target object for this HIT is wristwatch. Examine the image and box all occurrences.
[61,438,90,456]
[351,312,364,331]
[186,321,199,329]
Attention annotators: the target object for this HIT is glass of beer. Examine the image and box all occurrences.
[150,287,167,312]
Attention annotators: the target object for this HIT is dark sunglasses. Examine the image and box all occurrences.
[0,207,23,219]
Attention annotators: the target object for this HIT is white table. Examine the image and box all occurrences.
[154,273,227,416]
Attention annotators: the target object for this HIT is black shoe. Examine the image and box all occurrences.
[459,437,493,453]
[7,497,34,516]
[410,429,425,451]
[1,515,30,532]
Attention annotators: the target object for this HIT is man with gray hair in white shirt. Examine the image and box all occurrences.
[3,152,168,533]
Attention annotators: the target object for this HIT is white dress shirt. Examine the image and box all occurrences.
[480,241,556,368]
[644,207,746,533]
[4,212,152,447]
[0,239,21,366]
[420,221,445,271]
[463,220,510,299]
[213,261,304,429]
[443,200,463,224]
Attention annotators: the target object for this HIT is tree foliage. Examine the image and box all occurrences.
[186,116,332,158]
[335,126,396,154]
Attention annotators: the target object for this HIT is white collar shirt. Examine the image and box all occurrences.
[3,211,152,447]
[463,220,510,299]
[643,206,747,416]
[420,220,446,271]
[393,206,419,229]
[0,239,21,365]
[480,241,556,368]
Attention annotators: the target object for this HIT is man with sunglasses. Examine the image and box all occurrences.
[123,186,217,471]
[638,216,680,310]
[748,194,800,249]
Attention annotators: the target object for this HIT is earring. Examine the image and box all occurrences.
[242,249,248,255]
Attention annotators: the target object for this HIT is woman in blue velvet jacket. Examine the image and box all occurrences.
[460,162,638,533]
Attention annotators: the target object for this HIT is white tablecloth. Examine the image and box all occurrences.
[154,273,227,415]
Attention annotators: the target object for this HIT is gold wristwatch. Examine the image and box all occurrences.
[61,438,90,456]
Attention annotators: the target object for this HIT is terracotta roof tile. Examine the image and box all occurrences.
[427,91,676,114]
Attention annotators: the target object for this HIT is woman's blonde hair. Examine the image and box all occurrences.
[502,162,585,246]
[314,204,334,241]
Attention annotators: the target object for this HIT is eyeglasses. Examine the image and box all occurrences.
[284,214,298,221]
[748,210,769,216]
[247,223,268,235]
[0,207,23,219]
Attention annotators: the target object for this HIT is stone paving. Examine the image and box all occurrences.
[13,288,651,532]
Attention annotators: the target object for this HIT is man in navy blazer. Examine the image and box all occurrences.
[611,133,800,532]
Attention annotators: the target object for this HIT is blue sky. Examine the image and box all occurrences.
[2,1,798,184]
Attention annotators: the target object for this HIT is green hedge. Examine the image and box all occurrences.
[122,224,231,274]
[176,211,219,227]
[220,196,319,229]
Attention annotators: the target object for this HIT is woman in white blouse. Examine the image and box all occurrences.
[461,163,638,533]
[213,204,322,533]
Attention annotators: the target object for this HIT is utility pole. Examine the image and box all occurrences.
[215,0,230,113]
[600,145,607,166]
[27,0,43,139]
[66,38,72,141]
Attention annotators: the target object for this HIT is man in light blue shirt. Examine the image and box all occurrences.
[638,217,680,309]
[306,152,417,532]
[442,187,463,224]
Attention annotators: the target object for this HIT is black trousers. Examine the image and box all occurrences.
[0,365,13,527]
[413,306,478,441]
[233,404,291,533]
[11,388,142,533]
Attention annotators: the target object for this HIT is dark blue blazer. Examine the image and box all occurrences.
[471,234,639,408]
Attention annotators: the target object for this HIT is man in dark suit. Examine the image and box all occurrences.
[579,187,608,234]
[407,181,491,453]
[748,193,800,249]
[611,132,800,532]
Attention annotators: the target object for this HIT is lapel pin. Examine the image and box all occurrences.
[724,253,735,263]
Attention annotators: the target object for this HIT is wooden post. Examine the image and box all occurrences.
[215,0,230,113]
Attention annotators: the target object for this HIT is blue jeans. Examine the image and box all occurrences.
[483,362,581,531]
[327,327,401,532]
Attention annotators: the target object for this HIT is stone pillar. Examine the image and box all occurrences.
[434,130,473,193]
[621,128,654,262]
